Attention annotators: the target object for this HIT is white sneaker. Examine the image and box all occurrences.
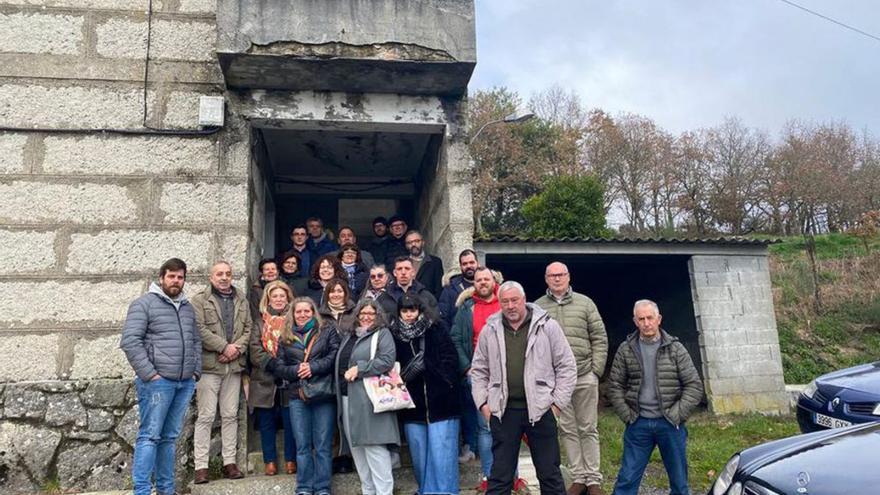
[458,445,476,463]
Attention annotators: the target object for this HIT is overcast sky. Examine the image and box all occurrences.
[469,0,880,138]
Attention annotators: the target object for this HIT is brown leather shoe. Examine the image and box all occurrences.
[193,468,209,484]
[222,463,244,480]
[586,484,605,495]
[285,461,297,474]
[265,461,277,476]
[566,482,587,495]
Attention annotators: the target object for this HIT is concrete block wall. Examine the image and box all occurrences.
[0,0,254,385]
[689,255,789,414]
[0,2,256,492]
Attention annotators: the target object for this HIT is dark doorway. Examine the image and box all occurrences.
[484,253,702,379]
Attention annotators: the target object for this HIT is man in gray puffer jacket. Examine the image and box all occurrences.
[120,258,202,495]
[608,300,703,495]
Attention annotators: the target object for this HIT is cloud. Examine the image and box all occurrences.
[470,0,880,137]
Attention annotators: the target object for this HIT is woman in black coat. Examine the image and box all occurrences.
[389,294,462,495]
[267,297,340,495]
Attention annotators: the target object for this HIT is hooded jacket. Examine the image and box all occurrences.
[449,270,503,374]
[470,303,577,423]
[607,329,703,426]
[121,282,202,382]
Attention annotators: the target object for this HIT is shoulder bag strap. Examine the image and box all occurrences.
[369,331,379,360]
[302,328,320,363]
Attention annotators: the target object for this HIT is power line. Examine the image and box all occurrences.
[777,0,880,44]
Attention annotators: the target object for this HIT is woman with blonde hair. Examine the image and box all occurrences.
[335,298,400,495]
[267,296,340,495]
[248,280,297,476]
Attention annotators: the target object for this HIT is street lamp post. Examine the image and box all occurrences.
[468,110,536,234]
[469,110,535,145]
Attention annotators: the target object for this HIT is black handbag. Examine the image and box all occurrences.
[400,337,426,383]
[298,330,335,402]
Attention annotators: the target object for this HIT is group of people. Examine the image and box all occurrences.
[120,215,704,495]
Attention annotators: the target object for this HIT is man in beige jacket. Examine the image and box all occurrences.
[536,262,608,495]
[190,261,252,484]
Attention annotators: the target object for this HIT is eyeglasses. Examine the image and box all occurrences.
[546,273,569,279]
[359,311,377,317]
[369,274,386,279]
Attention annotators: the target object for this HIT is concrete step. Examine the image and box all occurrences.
[189,460,486,495]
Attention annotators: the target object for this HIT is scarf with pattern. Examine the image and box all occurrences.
[292,317,318,351]
[392,314,430,342]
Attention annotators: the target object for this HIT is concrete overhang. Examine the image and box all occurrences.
[217,0,476,95]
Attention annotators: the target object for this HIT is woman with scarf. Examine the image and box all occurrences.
[335,299,400,495]
[278,250,308,295]
[391,294,462,495]
[248,280,297,476]
[303,254,349,306]
[267,297,340,495]
[249,258,281,323]
[319,278,357,335]
[336,243,369,297]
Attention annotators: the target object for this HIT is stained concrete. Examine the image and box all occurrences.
[216,0,476,94]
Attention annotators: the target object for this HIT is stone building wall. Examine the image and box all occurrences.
[0,2,249,492]
[690,255,789,415]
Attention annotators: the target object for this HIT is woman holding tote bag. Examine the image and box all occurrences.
[335,298,400,495]
[268,297,340,495]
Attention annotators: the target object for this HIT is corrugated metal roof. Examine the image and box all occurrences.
[475,234,777,246]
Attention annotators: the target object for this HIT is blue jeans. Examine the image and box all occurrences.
[405,419,461,495]
[290,398,336,494]
[476,410,494,477]
[132,376,195,495]
[255,402,296,464]
[459,378,478,452]
[612,416,690,495]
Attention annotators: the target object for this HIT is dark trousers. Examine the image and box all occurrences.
[487,408,565,495]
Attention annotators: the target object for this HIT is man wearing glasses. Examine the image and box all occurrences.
[535,262,608,495]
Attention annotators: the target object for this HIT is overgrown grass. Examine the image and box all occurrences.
[768,232,880,262]
[769,233,880,383]
[596,409,800,492]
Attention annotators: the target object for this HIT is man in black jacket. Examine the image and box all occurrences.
[378,256,439,319]
[383,215,409,267]
[404,229,444,299]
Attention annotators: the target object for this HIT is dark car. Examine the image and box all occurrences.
[709,422,880,495]
[795,361,880,433]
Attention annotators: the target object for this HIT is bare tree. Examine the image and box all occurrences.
[704,117,769,234]
[672,130,713,234]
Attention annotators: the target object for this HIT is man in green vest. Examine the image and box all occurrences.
[535,262,608,495]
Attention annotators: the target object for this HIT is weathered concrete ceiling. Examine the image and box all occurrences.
[217,0,476,94]
[261,128,432,179]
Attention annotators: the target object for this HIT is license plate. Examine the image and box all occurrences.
[814,412,851,429]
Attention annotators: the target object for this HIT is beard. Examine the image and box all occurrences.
[463,268,476,280]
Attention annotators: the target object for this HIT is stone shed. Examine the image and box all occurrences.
[0,0,475,492]
[475,235,790,416]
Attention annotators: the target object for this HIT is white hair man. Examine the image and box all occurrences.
[470,281,577,495]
